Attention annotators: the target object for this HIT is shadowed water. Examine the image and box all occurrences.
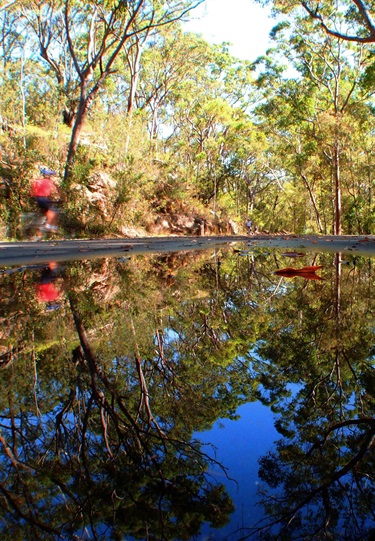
[0,240,374,540]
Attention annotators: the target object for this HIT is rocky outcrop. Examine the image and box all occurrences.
[71,170,240,236]
[71,172,117,222]
[149,213,239,236]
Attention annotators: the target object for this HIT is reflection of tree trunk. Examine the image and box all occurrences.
[68,293,172,470]
[334,253,343,415]
[129,315,166,436]
[334,253,341,323]
[0,429,61,536]
[270,419,375,533]
[68,293,145,452]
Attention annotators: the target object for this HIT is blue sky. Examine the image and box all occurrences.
[196,400,278,538]
[183,0,276,61]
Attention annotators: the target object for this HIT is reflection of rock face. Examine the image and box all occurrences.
[74,259,120,302]
[0,344,22,369]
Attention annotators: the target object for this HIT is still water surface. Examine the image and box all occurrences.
[1,241,374,540]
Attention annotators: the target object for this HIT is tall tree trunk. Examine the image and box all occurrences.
[125,37,146,156]
[333,139,341,235]
[127,32,150,115]
[64,80,93,184]
[300,172,324,233]
[19,52,27,149]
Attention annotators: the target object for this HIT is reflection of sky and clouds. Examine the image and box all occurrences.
[0,245,375,539]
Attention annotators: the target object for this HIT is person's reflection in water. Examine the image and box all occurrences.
[35,261,64,310]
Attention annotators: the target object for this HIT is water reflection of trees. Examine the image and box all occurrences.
[246,254,375,540]
[1,250,375,539]
[0,251,252,540]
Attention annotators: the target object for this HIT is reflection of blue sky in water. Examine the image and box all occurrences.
[195,400,278,539]
[158,330,280,537]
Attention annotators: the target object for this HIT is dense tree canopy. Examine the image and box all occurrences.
[2,0,375,237]
[260,0,375,43]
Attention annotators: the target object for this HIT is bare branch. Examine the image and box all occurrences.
[301,0,375,43]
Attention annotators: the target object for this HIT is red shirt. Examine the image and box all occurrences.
[30,178,55,198]
[35,283,60,302]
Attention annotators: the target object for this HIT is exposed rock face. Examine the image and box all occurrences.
[119,226,147,237]
[149,213,238,236]
[70,170,240,235]
[0,219,8,239]
[0,177,10,198]
[152,214,204,235]
[72,172,117,221]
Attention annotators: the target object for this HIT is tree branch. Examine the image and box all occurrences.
[301,0,375,43]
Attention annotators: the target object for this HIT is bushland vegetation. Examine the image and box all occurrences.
[2,0,375,239]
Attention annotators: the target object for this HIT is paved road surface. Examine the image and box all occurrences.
[0,235,249,268]
[1,234,375,269]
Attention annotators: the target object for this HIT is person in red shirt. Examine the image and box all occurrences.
[30,168,61,231]
[35,262,64,311]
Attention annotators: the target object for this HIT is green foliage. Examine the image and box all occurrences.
[2,2,375,235]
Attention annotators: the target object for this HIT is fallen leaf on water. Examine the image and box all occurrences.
[274,266,323,280]
[300,265,323,271]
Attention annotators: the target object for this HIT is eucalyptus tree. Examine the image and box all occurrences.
[13,0,204,182]
[0,8,22,70]
[133,28,212,143]
[281,18,375,234]
[342,110,375,232]
[255,14,375,234]
[0,9,28,133]
[153,42,261,216]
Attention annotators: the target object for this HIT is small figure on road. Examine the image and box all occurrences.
[246,218,253,235]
